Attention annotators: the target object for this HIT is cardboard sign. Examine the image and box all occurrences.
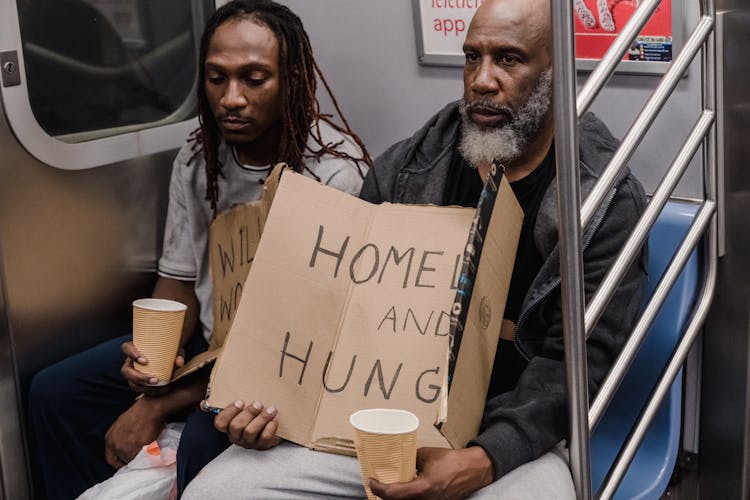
[206,169,521,454]
[208,166,283,349]
[171,166,283,381]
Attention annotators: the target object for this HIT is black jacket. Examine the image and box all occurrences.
[360,101,647,480]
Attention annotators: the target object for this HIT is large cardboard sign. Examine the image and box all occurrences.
[206,169,521,454]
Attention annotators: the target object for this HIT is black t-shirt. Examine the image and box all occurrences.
[442,151,485,207]
[443,146,556,399]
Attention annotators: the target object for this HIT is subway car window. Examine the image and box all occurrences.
[16,0,213,141]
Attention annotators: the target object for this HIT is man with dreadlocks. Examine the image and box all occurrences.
[28,1,370,499]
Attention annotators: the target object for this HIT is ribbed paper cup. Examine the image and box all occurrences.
[350,409,419,500]
[132,298,186,384]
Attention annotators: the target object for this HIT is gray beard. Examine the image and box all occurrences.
[459,69,552,167]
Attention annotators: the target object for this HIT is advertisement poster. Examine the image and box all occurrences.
[413,0,677,72]
[413,0,482,66]
[574,0,673,63]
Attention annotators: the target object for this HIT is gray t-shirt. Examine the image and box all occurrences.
[158,121,367,341]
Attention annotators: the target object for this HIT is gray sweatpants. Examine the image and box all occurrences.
[182,441,575,499]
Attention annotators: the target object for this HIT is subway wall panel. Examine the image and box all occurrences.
[0,90,175,499]
[698,7,750,499]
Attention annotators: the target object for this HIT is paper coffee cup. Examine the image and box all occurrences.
[132,298,187,384]
[350,409,419,500]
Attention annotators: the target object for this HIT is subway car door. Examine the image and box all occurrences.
[0,1,214,498]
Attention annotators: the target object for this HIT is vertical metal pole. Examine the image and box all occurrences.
[702,0,716,204]
[550,2,592,499]
[699,5,722,493]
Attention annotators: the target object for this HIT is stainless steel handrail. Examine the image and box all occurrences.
[551,2,591,498]
[580,14,714,229]
[584,111,714,339]
[577,0,662,117]
[552,0,717,498]
[598,1,717,496]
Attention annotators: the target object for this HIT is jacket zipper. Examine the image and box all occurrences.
[513,184,618,361]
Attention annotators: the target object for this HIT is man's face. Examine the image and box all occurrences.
[204,18,282,151]
[460,0,552,165]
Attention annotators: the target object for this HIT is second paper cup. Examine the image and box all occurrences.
[350,408,419,500]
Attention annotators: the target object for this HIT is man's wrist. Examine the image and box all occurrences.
[135,392,170,420]
[139,375,208,420]
[465,445,495,487]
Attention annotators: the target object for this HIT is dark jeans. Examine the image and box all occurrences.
[28,333,230,500]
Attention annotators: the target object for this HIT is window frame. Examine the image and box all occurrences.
[0,1,211,170]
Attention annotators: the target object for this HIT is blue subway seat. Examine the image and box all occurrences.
[590,200,701,499]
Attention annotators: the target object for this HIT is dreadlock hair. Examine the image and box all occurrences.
[189,0,372,215]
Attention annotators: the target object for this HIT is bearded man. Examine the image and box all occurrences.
[182,0,646,498]
[357,0,647,497]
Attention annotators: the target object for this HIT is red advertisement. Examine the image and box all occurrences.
[574,0,673,62]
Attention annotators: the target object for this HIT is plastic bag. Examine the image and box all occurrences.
[77,422,184,500]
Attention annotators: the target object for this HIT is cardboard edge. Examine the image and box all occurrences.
[170,347,220,383]
[437,174,524,448]
[309,437,357,457]
[204,340,232,412]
